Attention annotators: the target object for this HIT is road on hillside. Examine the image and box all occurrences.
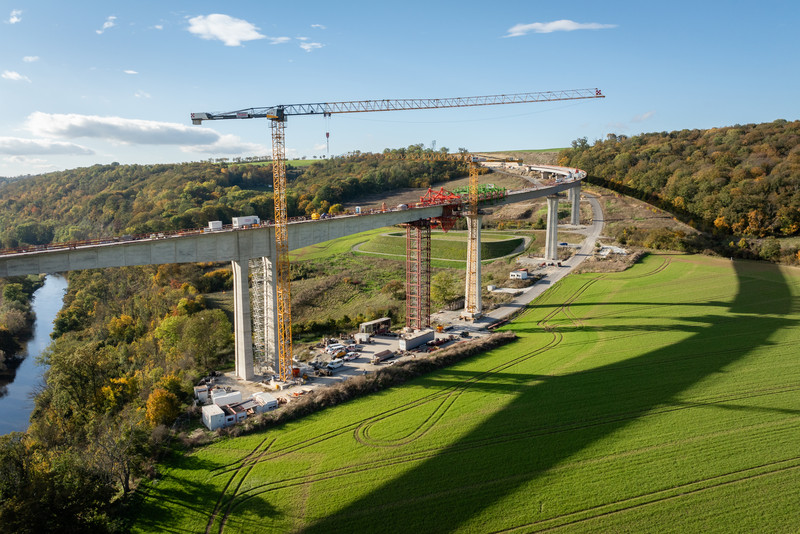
[431,192,605,327]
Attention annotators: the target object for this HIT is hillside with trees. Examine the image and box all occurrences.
[0,147,467,250]
[559,120,800,261]
[1,263,234,532]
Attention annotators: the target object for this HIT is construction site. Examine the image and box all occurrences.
[188,88,604,384]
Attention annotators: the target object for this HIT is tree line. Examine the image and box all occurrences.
[0,147,469,250]
[559,120,800,262]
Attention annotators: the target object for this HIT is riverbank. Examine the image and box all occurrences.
[0,275,67,434]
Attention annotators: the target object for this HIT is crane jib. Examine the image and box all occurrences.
[190,88,604,121]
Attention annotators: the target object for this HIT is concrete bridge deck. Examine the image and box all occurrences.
[0,178,580,277]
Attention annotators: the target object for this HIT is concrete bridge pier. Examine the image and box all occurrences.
[544,195,560,262]
[569,183,581,225]
[461,214,483,320]
[231,258,255,380]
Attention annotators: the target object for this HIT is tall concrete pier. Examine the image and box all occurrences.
[570,185,581,225]
[461,214,483,320]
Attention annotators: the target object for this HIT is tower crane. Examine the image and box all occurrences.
[191,88,604,380]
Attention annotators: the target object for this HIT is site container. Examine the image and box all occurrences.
[232,215,260,228]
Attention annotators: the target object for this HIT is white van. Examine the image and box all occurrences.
[326,359,344,371]
[326,344,345,354]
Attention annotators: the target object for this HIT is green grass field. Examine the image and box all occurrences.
[289,228,389,262]
[290,228,526,266]
[132,254,800,533]
[359,231,524,261]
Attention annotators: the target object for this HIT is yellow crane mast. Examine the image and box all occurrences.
[190,88,604,380]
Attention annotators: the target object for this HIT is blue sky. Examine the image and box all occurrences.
[1,1,797,177]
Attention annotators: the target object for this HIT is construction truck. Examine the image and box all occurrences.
[370,349,393,364]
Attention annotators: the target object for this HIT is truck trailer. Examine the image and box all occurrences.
[370,349,393,364]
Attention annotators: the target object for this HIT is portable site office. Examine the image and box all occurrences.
[359,317,391,335]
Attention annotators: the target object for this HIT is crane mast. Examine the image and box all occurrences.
[191,88,604,380]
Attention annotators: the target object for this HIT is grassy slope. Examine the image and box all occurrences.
[132,254,800,533]
[359,232,524,261]
[289,228,389,262]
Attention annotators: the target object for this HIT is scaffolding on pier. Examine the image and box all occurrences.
[249,257,274,375]
[404,220,432,330]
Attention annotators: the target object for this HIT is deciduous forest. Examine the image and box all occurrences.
[559,119,800,261]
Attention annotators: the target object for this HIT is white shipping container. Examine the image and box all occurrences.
[232,216,260,228]
[202,404,226,430]
[208,220,223,231]
[252,392,279,412]
[398,329,435,351]
[211,390,242,406]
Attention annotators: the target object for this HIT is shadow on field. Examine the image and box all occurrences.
[305,260,796,533]
[132,455,226,533]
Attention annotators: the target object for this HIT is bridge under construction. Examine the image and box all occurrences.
[0,165,583,380]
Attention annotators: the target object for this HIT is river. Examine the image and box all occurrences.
[0,275,68,434]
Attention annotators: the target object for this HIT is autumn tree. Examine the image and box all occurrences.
[145,388,180,427]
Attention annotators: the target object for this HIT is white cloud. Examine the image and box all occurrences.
[124,69,138,75]
[8,9,22,24]
[96,15,117,35]
[4,156,46,164]
[23,55,39,62]
[180,134,269,155]
[632,111,655,122]
[134,90,151,98]
[2,70,31,82]
[300,42,323,52]
[311,24,326,30]
[0,137,94,156]
[154,24,163,30]
[269,36,291,44]
[505,19,616,37]
[25,112,221,146]
[188,14,266,46]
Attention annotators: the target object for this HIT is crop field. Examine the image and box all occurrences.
[133,254,800,533]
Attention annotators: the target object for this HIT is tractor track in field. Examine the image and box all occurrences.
[491,455,800,533]
[225,381,800,510]
[205,438,275,534]
[212,373,800,530]
[353,330,564,448]
[209,256,680,530]
[211,255,798,531]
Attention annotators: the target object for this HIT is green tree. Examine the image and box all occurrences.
[382,279,405,300]
[2,283,25,304]
[431,271,461,305]
[88,410,149,496]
